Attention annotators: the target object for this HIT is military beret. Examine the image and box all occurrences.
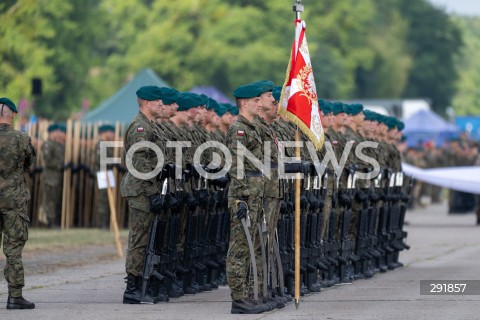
[214,104,227,117]
[272,86,282,102]
[345,103,363,116]
[319,100,332,114]
[177,92,196,111]
[252,80,274,94]
[396,120,405,131]
[363,110,375,121]
[159,87,179,105]
[331,102,345,115]
[0,97,17,113]
[57,124,67,133]
[232,83,263,99]
[136,86,163,101]
[227,104,239,116]
[207,98,220,111]
[198,94,209,107]
[99,124,115,134]
[47,123,58,133]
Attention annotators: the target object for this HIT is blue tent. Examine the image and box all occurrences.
[403,109,459,147]
[82,68,169,123]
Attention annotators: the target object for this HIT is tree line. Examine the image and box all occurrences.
[1,0,475,120]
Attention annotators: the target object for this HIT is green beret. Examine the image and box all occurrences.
[177,92,196,111]
[396,119,405,131]
[332,102,345,115]
[319,100,332,114]
[198,94,209,107]
[272,86,282,101]
[363,110,375,121]
[159,87,179,105]
[57,124,67,133]
[47,123,58,133]
[232,83,263,99]
[252,80,274,94]
[99,124,115,134]
[0,97,17,113]
[227,103,239,116]
[136,86,163,101]
[214,104,227,117]
[400,135,407,143]
[345,103,363,116]
[207,98,220,111]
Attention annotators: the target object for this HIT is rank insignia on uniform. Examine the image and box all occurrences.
[237,130,245,136]
[137,127,144,133]
[332,141,338,145]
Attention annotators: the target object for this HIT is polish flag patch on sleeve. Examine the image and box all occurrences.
[237,130,245,137]
[137,127,144,133]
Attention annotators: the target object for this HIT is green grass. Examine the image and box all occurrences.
[24,228,129,253]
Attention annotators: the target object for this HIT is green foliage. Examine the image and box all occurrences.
[0,0,467,119]
[396,0,463,114]
[451,16,480,115]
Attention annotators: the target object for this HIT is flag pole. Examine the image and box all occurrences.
[293,0,304,310]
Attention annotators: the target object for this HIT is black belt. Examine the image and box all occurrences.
[245,170,263,177]
[270,163,278,169]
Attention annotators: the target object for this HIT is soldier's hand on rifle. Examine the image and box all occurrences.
[149,194,164,214]
[236,197,249,220]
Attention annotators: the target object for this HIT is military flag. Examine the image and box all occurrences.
[279,19,324,150]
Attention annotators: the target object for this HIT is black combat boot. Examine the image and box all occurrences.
[7,296,35,309]
[231,299,264,314]
[123,274,155,304]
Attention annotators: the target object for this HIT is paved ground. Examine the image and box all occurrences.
[1,203,479,319]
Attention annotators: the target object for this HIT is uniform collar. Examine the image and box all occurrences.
[237,115,256,130]
[0,123,12,130]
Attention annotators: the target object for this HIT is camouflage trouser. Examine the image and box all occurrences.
[349,200,363,247]
[226,195,263,301]
[264,197,282,290]
[43,184,62,226]
[321,184,334,240]
[0,204,29,298]
[125,197,153,277]
[97,189,110,229]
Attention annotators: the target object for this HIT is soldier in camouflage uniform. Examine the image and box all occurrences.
[226,83,267,314]
[41,123,66,228]
[0,97,36,309]
[94,124,116,229]
[252,81,287,308]
[120,86,169,304]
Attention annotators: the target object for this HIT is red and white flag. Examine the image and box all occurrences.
[278,20,324,150]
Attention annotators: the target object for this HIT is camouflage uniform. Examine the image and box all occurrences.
[253,115,284,295]
[226,115,265,301]
[41,138,65,226]
[0,123,36,298]
[94,140,114,228]
[121,112,167,277]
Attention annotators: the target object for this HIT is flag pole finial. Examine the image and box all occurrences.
[293,0,304,17]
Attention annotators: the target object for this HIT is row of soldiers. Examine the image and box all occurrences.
[118,84,411,314]
[401,138,479,215]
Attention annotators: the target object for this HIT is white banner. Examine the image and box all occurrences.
[402,163,480,195]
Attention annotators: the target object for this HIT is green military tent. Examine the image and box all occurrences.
[82,68,169,123]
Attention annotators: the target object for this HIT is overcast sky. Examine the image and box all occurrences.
[428,0,480,16]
